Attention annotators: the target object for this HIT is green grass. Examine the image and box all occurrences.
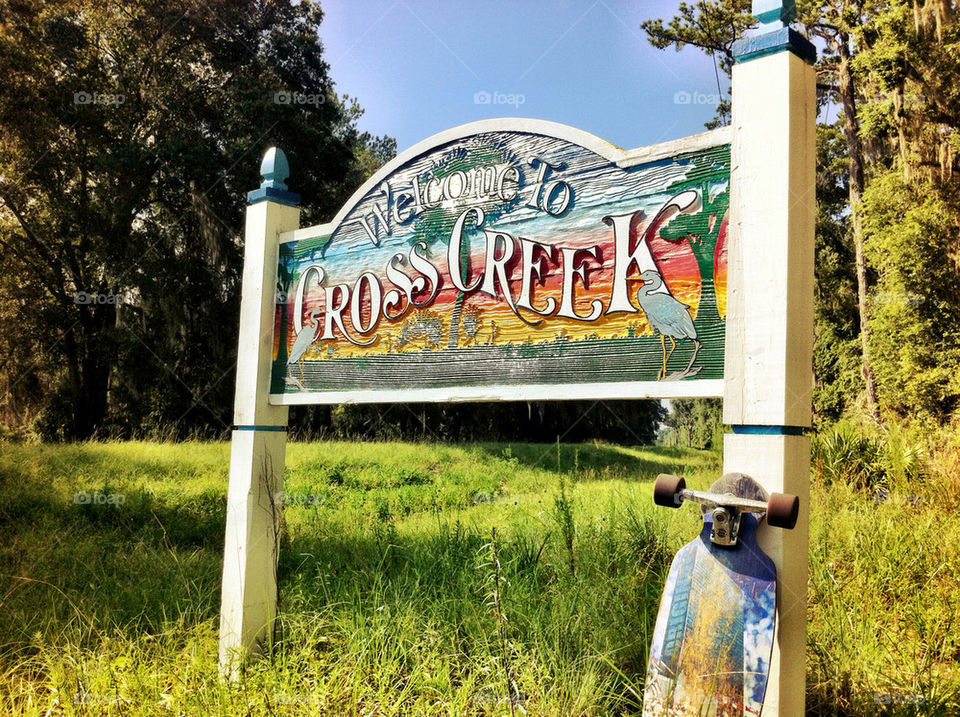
[0,440,956,715]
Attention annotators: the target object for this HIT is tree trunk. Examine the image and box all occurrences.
[838,39,880,416]
[67,309,114,440]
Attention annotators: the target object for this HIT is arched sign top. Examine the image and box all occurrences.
[327,119,625,233]
[287,118,728,243]
[302,120,622,241]
[271,119,731,404]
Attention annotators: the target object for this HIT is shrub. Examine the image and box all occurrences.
[812,420,926,490]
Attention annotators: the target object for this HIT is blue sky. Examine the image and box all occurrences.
[319,0,728,152]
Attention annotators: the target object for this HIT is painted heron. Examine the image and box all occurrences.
[636,269,701,380]
[287,308,321,381]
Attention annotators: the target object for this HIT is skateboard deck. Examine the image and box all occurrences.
[643,473,778,716]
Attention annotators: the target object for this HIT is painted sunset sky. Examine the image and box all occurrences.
[274,132,729,362]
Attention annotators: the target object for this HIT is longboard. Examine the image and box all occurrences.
[642,473,798,716]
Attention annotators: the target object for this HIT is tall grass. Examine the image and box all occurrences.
[0,437,957,714]
[807,419,958,715]
[0,440,703,715]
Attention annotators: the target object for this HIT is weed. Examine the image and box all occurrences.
[554,473,576,576]
[553,438,577,575]
[479,527,517,716]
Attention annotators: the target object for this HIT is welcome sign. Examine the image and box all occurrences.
[270,120,729,403]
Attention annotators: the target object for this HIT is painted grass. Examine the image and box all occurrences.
[0,440,956,715]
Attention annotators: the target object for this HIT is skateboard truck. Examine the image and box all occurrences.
[653,473,799,547]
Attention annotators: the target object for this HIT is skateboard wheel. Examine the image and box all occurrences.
[654,473,686,508]
[766,493,799,529]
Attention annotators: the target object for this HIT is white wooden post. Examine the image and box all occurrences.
[219,148,300,677]
[724,3,817,715]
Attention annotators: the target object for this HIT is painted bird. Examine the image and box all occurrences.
[287,308,321,382]
[636,269,702,380]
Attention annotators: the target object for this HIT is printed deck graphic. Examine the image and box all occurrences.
[271,128,730,399]
[643,514,776,716]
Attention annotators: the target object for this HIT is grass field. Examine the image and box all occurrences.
[0,440,957,715]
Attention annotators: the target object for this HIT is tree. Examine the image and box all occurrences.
[642,0,884,418]
[798,0,882,416]
[660,398,724,449]
[852,0,960,425]
[812,124,862,423]
[0,0,392,439]
[641,0,755,128]
[860,172,960,424]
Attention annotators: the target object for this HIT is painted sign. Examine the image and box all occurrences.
[270,120,729,403]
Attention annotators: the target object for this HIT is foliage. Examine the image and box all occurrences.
[289,399,667,445]
[644,0,960,430]
[553,441,577,575]
[659,398,724,449]
[808,472,960,715]
[812,421,886,489]
[860,171,960,423]
[811,418,926,491]
[0,1,392,440]
[0,440,709,715]
[813,124,863,424]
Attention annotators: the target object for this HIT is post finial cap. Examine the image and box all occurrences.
[260,147,290,190]
[247,147,300,206]
[733,0,814,63]
[752,0,796,28]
